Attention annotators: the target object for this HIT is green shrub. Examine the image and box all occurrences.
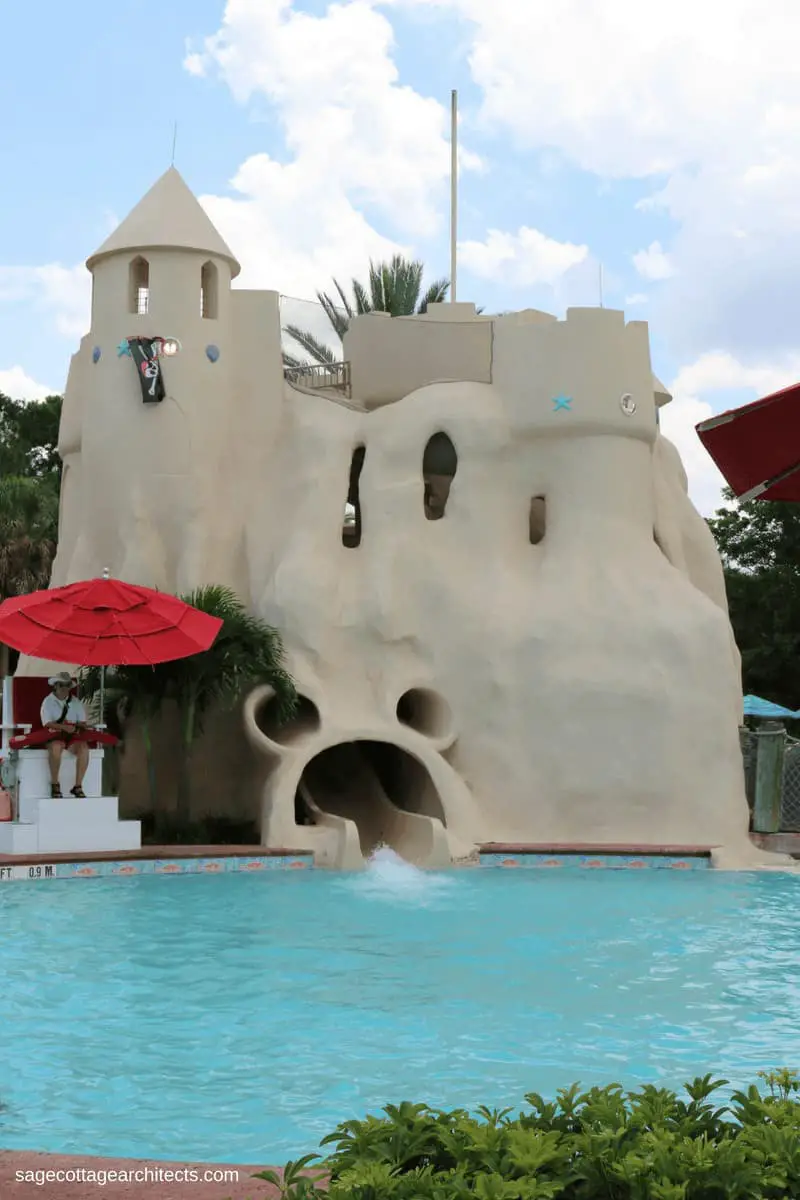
[250,1072,800,1198]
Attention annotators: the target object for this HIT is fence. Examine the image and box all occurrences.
[742,723,800,833]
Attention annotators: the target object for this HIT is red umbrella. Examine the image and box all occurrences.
[0,574,223,666]
[696,381,800,502]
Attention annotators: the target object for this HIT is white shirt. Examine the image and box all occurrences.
[41,693,87,728]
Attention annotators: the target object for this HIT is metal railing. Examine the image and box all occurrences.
[284,360,351,398]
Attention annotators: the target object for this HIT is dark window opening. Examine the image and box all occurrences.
[200,260,218,319]
[423,432,457,520]
[343,445,365,547]
[529,495,546,545]
[129,256,149,315]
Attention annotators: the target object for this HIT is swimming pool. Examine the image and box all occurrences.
[1,858,800,1164]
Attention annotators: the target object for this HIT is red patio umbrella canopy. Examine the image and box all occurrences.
[696,381,800,502]
[0,576,223,667]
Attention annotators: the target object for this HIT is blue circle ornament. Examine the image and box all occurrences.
[92,346,101,363]
[206,344,220,363]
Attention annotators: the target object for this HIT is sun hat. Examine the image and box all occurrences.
[48,671,77,688]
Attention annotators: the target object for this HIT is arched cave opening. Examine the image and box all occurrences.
[529,496,547,545]
[294,740,446,857]
[423,432,457,520]
[258,693,321,745]
[343,444,366,547]
[396,688,453,741]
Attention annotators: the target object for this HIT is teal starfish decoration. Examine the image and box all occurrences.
[117,339,131,357]
[552,394,573,412]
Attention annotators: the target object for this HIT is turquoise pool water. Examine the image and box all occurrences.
[2,859,800,1165]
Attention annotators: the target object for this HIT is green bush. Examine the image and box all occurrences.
[251,1072,800,1199]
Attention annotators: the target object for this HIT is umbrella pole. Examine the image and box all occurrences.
[99,667,105,730]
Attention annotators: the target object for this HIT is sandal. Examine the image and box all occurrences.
[50,783,62,798]
[70,786,86,799]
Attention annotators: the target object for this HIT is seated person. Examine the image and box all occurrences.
[41,672,91,799]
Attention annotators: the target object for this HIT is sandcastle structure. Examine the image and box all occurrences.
[20,167,773,868]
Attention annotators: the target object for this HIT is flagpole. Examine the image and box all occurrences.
[450,89,458,303]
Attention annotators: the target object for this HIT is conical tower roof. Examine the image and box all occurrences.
[86,167,240,277]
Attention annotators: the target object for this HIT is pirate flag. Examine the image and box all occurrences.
[128,337,166,404]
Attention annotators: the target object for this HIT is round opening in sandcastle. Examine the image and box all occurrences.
[396,687,453,741]
[257,692,321,745]
[295,739,447,857]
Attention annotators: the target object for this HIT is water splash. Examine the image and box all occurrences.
[343,844,459,906]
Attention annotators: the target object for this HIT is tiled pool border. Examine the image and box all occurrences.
[0,854,313,882]
[0,844,717,881]
[478,851,709,870]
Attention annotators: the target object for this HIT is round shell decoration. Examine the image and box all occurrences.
[92,346,101,363]
[206,344,220,363]
[620,393,636,415]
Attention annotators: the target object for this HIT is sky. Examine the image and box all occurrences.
[3,0,800,516]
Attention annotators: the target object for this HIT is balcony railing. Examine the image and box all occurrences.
[285,360,351,398]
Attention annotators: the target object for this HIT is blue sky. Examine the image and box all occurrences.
[3,0,800,514]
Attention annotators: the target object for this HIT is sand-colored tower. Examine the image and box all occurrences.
[54,167,244,592]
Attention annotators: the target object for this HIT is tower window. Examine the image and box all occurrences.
[200,261,218,319]
[128,256,150,315]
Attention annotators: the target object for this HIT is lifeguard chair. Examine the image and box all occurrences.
[0,676,141,855]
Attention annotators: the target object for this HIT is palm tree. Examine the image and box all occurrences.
[0,475,59,678]
[168,586,296,834]
[81,662,166,827]
[84,587,297,839]
[284,254,449,369]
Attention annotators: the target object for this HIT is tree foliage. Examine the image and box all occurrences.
[708,489,800,706]
[82,585,297,838]
[283,255,450,369]
[0,394,62,675]
[0,393,62,482]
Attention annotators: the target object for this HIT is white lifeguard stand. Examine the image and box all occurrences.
[0,676,141,855]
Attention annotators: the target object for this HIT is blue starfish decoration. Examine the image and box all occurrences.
[117,339,131,357]
[552,394,573,412]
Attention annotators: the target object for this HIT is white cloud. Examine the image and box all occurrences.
[200,158,403,300]
[0,264,89,339]
[0,366,55,401]
[660,351,800,516]
[625,293,648,307]
[389,0,800,178]
[387,0,800,359]
[186,0,482,300]
[632,241,675,281]
[458,226,587,287]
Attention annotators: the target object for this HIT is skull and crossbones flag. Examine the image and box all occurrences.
[128,338,166,404]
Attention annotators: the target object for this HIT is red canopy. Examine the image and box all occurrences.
[0,576,223,667]
[696,381,800,502]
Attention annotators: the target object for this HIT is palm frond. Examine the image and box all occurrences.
[282,325,338,367]
[417,277,450,313]
[320,283,354,341]
[351,279,372,317]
